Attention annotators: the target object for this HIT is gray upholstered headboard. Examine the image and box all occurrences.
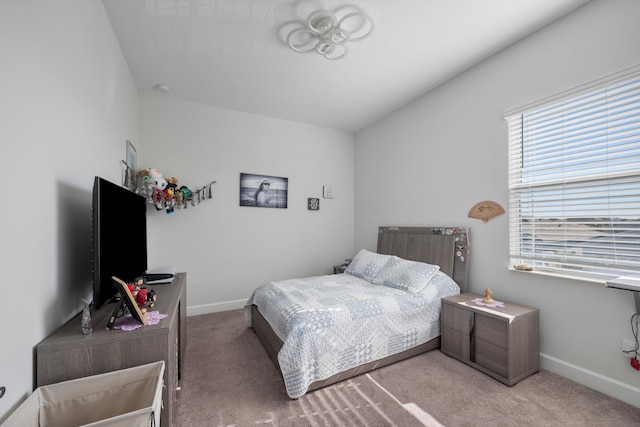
[377,226,470,293]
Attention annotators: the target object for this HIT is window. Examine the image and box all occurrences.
[506,66,640,281]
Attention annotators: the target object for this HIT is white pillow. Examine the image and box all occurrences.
[373,256,440,293]
[344,249,392,282]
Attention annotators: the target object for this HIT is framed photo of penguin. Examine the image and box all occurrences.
[239,173,288,208]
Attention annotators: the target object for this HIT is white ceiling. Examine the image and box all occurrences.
[102,0,590,132]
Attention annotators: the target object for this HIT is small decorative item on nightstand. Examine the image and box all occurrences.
[333,259,352,274]
[482,288,494,304]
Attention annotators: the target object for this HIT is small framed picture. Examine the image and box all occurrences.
[112,276,147,326]
[308,198,320,210]
[323,185,334,198]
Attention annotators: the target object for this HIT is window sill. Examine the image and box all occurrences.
[507,266,607,285]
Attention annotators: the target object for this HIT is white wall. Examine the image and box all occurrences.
[354,0,640,406]
[2,0,638,420]
[0,1,352,419]
[138,95,355,315]
[0,0,138,420]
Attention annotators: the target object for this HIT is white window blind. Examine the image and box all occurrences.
[506,67,640,280]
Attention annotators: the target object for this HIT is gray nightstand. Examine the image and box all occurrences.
[333,265,347,274]
[441,292,539,386]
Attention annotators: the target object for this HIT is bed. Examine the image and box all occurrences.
[245,226,470,398]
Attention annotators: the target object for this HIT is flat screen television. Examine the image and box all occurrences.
[92,176,147,310]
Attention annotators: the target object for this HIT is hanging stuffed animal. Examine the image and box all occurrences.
[164,186,176,214]
[179,186,193,208]
[148,168,167,191]
[135,174,155,202]
[165,176,179,191]
[139,168,167,210]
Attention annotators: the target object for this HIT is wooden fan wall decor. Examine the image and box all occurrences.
[468,200,505,222]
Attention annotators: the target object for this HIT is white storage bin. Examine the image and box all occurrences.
[3,361,164,427]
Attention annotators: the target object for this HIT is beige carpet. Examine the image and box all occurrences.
[177,309,640,426]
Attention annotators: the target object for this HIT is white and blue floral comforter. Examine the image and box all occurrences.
[245,270,460,398]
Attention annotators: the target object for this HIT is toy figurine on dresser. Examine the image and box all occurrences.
[81,298,92,335]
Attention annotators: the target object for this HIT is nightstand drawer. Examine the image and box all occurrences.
[442,303,474,334]
[475,315,507,348]
[476,339,508,377]
[442,326,472,360]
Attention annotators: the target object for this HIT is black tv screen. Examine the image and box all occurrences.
[92,176,147,310]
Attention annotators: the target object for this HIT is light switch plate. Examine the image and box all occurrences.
[323,185,334,198]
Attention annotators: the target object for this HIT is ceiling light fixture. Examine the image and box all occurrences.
[287,9,374,60]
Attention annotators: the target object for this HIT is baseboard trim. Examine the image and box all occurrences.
[541,353,640,408]
[187,299,246,316]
